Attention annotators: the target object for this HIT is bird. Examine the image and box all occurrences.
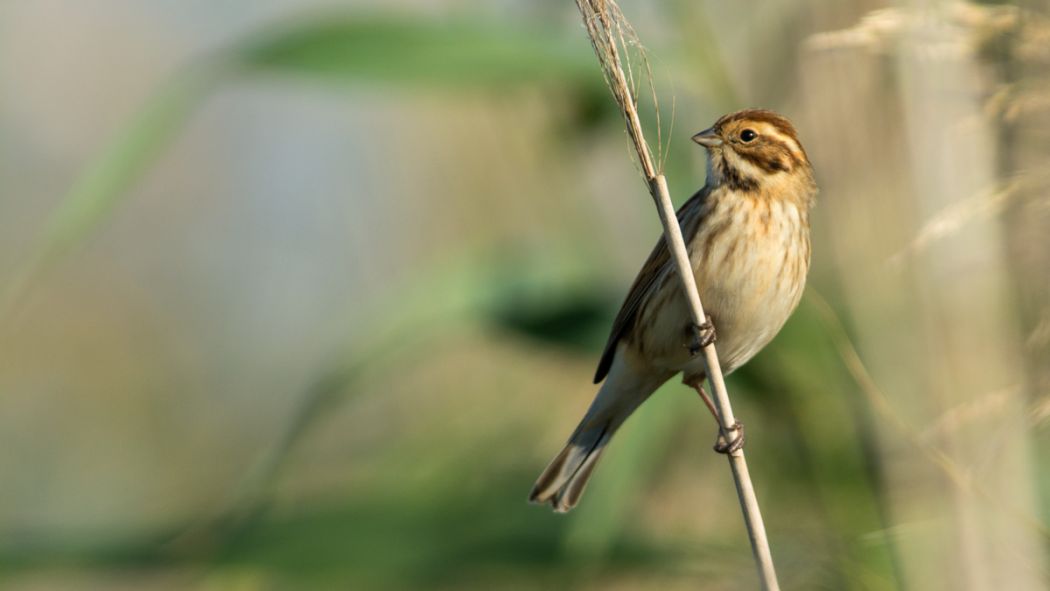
[529,109,817,513]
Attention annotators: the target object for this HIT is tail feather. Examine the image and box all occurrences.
[552,429,609,510]
[529,349,670,512]
[528,421,612,512]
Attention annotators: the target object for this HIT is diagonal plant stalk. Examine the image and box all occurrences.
[573,1,779,589]
[805,290,1050,542]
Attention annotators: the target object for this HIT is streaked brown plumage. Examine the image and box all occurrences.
[530,109,817,512]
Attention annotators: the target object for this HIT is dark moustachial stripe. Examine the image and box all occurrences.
[720,154,759,192]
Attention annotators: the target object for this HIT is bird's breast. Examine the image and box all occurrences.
[688,195,809,372]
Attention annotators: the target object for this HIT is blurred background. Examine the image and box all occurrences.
[1,0,1048,589]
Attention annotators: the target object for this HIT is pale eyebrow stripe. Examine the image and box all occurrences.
[761,125,804,161]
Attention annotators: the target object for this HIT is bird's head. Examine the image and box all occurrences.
[692,109,813,194]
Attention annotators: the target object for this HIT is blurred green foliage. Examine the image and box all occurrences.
[3,15,606,319]
[0,9,904,591]
[3,4,1047,591]
[239,17,597,88]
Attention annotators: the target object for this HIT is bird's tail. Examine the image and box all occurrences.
[528,417,614,512]
[528,362,663,512]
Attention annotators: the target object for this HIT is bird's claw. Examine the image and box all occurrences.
[713,420,745,454]
[687,316,716,356]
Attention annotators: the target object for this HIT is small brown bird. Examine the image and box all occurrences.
[530,109,816,512]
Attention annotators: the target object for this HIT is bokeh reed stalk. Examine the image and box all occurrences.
[573,1,779,588]
[805,3,1049,588]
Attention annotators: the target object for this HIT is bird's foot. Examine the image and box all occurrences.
[686,316,716,356]
[713,420,745,454]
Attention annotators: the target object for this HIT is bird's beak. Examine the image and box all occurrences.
[691,127,722,148]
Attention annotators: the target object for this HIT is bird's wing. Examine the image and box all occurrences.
[593,187,709,383]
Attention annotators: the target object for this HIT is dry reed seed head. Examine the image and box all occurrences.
[575,0,668,178]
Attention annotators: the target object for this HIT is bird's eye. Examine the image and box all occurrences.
[740,129,757,142]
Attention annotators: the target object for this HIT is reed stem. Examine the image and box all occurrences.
[574,1,780,588]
